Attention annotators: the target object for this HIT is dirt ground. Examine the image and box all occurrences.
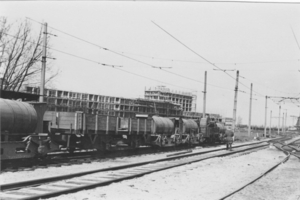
[44,146,300,200]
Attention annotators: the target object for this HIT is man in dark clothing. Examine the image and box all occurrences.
[224,129,235,150]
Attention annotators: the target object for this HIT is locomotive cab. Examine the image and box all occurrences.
[200,117,225,143]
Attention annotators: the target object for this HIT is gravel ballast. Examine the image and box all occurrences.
[0,140,259,185]
[42,147,299,200]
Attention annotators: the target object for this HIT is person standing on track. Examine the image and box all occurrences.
[224,129,235,150]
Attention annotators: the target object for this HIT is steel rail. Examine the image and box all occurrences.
[0,139,275,192]
[291,152,300,159]
[218,138,295,200]
[0,144,270,200]
[218,153,290,200]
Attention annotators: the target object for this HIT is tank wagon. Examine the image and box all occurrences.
[0,98,51,160]
[1,98,226,160]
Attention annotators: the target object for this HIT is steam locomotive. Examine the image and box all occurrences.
[1,98,226,161]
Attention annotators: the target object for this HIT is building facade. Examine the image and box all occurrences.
[144,86,196,112]
[24,86,182,118]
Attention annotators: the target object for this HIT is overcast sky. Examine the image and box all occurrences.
[1,1,300,126]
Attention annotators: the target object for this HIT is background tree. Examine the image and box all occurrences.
[0,17,58,92]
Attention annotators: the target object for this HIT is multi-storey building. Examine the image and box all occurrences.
[24,86,182,118]
[144,86,196,112]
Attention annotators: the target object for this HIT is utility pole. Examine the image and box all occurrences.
[248,83,253,137]
[291,115,298,126]
[264,96,268,137]
[203,71,207,118]
[269,110,272,137]
[285,111,287,133]
[282,110,287,133]
[232,70,239,132]
[39,22,47,103]
[282,112,285,133]
[278,105,281,135]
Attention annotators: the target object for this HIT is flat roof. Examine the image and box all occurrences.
[0,90,40,101]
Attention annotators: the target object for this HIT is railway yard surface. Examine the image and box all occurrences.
[1,136,300,200]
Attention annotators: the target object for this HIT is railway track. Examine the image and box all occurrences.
[1,136,289,173]
[218,137,300,200]
[1,145,194,172]
[0,139,281,200]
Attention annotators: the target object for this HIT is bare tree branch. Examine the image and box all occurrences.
[0,17,58,92]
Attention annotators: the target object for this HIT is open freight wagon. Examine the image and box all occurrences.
[44,112,176,151]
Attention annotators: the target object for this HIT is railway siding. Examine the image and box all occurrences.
[43,147,289,200]
[0,140,267,185]
[0,143,272,199]
[227,154,300,200]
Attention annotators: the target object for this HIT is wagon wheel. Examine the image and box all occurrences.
[99,141,110,151]
[188,135,193,147]
[68,147,75,154]
[161,134,167,147]
[131,139,140,148]
[174,136,178,146]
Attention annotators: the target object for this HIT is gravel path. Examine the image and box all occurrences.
[44,147,293,200]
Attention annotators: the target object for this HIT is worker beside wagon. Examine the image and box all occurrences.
[224,129,235,151]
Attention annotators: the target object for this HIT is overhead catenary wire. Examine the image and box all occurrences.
[151,20,265,97]
[241,76,299,96]
[25,18,299,108]
[81,0,300,4]
[291,26,300,51]
[2,31,238,94]
[91,49,300,66]
[2,32,122,68]
[25,18,254,93]
[26,17,298,99]
[145,0,300,4]
[151,21,300,109]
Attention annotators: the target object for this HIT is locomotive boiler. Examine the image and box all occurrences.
[199,117,226,143]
